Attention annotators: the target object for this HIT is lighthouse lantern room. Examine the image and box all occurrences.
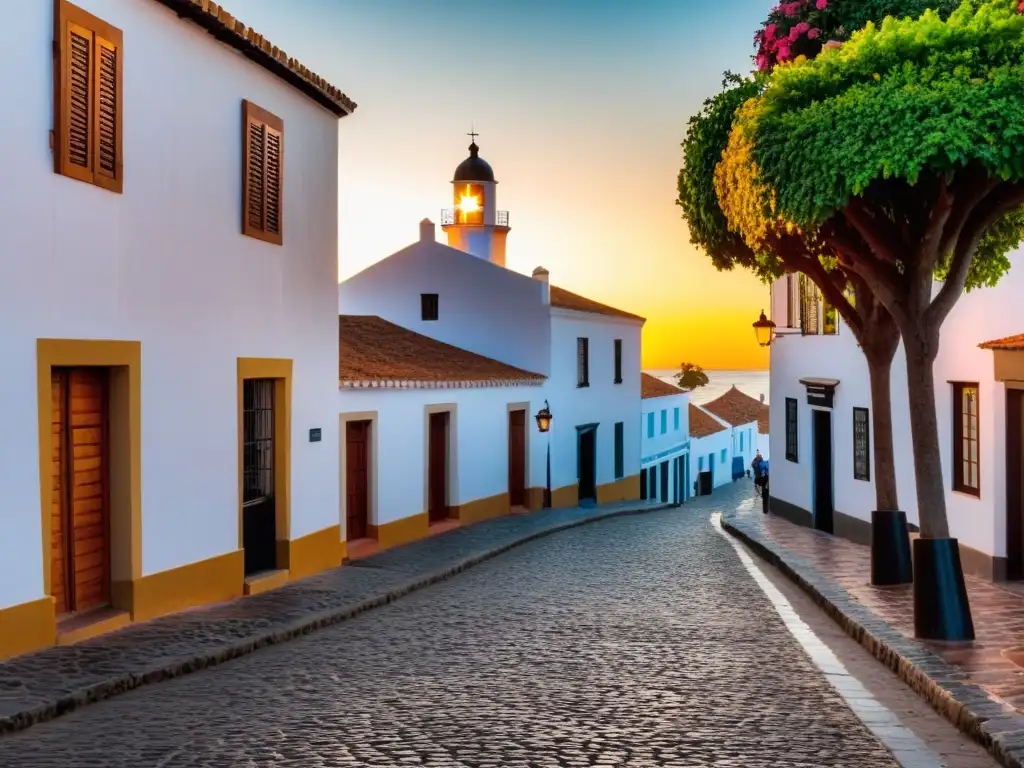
[441,132,511,267]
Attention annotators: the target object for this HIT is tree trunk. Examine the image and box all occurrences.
[902,337,950,540]
[864,352,899,512]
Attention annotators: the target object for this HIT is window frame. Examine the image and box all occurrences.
[660,409,667,435]
[646,411,655,439]
[54,0,124,193]
[853,407,870,481]
[420,293,439,321]
[673,407,680,431]
[785,397,799,462]
[242,99,285,246]
[951,382,980,497]
[576,337,590,388]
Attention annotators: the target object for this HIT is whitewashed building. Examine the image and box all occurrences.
[640,374,691,504]
[767,254,1024,581]
[337,141,645,550]
[700,387,766,481]
[0,0,355,660]
[688,404,732,495]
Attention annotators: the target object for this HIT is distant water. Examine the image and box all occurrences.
[643,369,769,405]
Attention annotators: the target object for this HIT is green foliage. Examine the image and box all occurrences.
[747,0,1024,226]
[676,72,762,273]
[674,362,710,392]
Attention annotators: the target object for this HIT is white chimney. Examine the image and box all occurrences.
[532,266,549,283]
[419,218,435,242]
[532,266,550,305]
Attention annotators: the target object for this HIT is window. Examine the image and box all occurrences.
[613,339,623,384]
[952,383,980,496]
[823,297,839,335]
[720,448,727,464]
[421,293,439,321]
[673,407,680,431]
[698,456,704,471]
[800,275,819,335]
[785,398,798,462]
[740,432,745,452]
[647,412,655,438]
[54,1,123,193]
[640,468,648,500]
[614,422,624,479]
[660,410,667,434]
[853,407,870,481]
[577,337,589,387]
[242,100,284,245]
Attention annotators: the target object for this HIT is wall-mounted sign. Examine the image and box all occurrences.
[799,377,839,409]
[309,428,322,443]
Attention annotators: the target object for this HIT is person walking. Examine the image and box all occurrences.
[751,451,764,494]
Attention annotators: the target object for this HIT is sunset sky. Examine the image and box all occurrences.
[229,0,774,370]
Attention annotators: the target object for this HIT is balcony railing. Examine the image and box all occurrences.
[440,209,510,227]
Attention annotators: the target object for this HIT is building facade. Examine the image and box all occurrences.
[700,386,767,482]
[640,374,691,505]
[768,251,1024,581]
[0,0,355,659]
[688,404,732,495]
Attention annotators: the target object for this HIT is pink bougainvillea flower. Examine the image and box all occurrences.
[777,43,791,59]
[816,0,828,9]
[765,23,777,41]
[807,27,820,40]
[756,54,770,71]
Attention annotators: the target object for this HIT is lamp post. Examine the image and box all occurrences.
[535,400,553,508]
[753,309,777,348]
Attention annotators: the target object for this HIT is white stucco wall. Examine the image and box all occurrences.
[769,250,1024,558]
[546,309,643,494]
[338,386,546,529]
[642,392,690,464]
[338,229,551,376]
[690,428,733,492]
[757,430,771,462]
[728,421,760,477]
[0,0,342,610]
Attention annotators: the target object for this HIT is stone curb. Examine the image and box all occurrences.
[0,501,672,737]
[722,515,1024,768]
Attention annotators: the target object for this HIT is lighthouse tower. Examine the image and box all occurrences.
[440,133,511,267]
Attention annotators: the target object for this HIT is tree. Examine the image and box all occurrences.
[674,362,710,392]
[678,73,903,528]
[726,0,1024,637]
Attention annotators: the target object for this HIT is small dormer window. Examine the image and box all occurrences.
[421,293,439,321]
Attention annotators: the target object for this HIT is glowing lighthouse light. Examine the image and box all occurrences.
[457,185,481,214]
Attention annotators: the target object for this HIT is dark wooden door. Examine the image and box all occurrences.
[812,409,834,534]
[578,428,596,502]
[1007,390,1024,579]
[428,412,449,523]
[51,367,111,615]
[242,379,277,576]
[660,460,669,503]
[508,410,527,507]
[346,420,371,541]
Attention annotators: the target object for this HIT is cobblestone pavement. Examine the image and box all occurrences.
[0,483,915,767]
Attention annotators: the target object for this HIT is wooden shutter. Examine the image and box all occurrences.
[242,100,285,245]
[55,1,122,192]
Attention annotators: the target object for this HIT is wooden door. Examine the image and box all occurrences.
[428,412,449,523]
[508,410,526,507]
[1007,390,1024,580]
[51,367,111,615]
[346,420,371,541]
[578,429,596,502]
[812,409,834,535]
[241,378,277,576]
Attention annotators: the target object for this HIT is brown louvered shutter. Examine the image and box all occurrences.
[242,101,284,245]
[55,2,122,192]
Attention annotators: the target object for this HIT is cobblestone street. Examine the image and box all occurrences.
[0,490,968,766]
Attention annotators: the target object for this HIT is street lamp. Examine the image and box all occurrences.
[753,309,776,348]
[535,400,553,508]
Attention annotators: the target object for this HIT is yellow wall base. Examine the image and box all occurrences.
[0,596,56,661]
[117,549,245,623]
[526,487,545,511]
[280,524,343,581]
[453,492,510,525]
[244,569,289,596]
[597,474,641,504]
[551,483,579,509]
[371,512,429,549]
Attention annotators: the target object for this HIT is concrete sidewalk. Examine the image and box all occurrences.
[724,503,1024,768]
[0,497,676,736]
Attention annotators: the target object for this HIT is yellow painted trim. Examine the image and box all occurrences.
[285,524,342,581]
[117,549,245,622]
[0,596,56,661]
[243,568,289,596]
[56,610,131,646]
[340,410,379,540]
[36,339,143,613]
[453,492,510,526]
[526,487,545,511]
[370,512,429,549]
[597,474,641,504]
[339,540,348,563]
[551,483,579,509]
[423,403,457,518]
[237,358,292,563]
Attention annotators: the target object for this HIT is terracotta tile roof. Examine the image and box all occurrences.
[701,385,765,427]
[641,373,684,399]
[153,0,356,117]
[339,316,545,388]
[979,333,1024,351]
[757,403,769,435]
[549,285,645,322]
[689,403,727,438]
